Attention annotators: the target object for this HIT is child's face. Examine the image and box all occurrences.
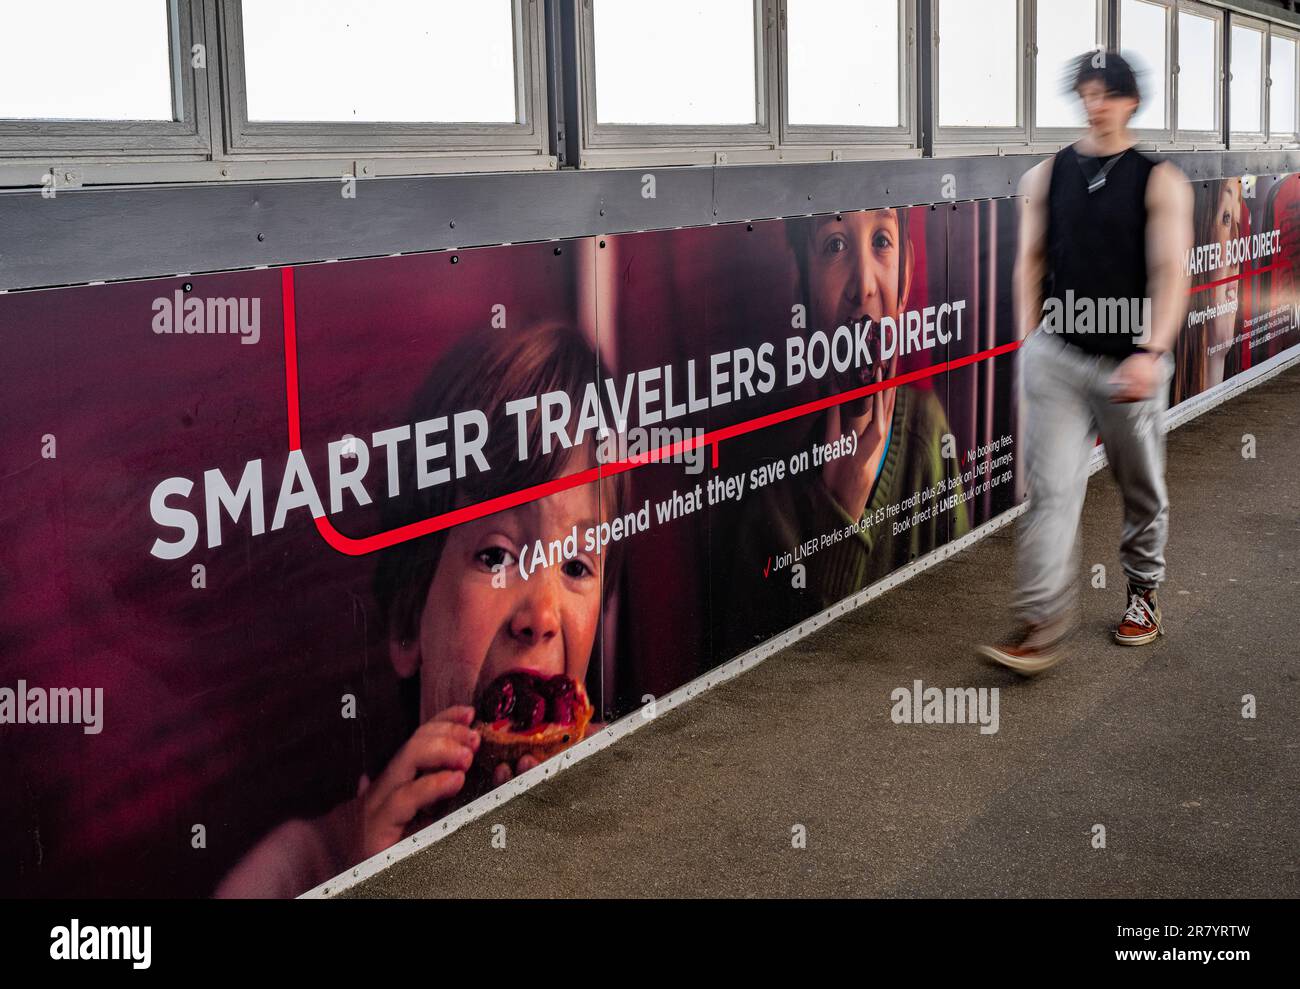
[1213,180,1243,264]
[413,481,604,721]
[804,209,906,334]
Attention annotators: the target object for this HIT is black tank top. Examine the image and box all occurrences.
[1043,144,1156,358]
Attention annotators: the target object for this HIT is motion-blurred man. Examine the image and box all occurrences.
[979,50,1192,674]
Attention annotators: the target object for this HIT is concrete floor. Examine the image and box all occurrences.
[351,367,1300,898]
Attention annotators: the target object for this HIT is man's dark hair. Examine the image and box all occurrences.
[1068,48,1141,104]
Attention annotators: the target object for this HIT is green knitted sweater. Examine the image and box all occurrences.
[720,385,970,656]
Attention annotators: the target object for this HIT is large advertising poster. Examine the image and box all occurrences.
[1,173,1295,898]
[1176,174,1300,404]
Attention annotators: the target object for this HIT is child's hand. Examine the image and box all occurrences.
[822,359,897,523]
[358,705,479,859]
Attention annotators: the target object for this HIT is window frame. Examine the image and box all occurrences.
[1171,0,1224,145]
[1228,12,1268,145]
[1118,0,1175,144]
[215,0,550,158]
[576,0,778,164]
[932,0,1029,147]
[1028,0,1109,145]
[1266,22,1300,146]
[777,0,917,150]
[0,0,210,158]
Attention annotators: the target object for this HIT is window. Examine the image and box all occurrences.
[1034,0,1104,132]
[1119,0,1225,145]
[593,0,758,126]
[0,0,209,157]
[10,0,1300,183]
[1121,0,1171,134]
[0,1,173,121]
[578,0,773,161]
[1176,4,1221,137]
[240,1,519,123]
[220,0,548,156]
[785,0,902,129]
[1231,20,1266,138]
[1269,29,1299,141]
[780,0,913,149]
[938,0,1020,130]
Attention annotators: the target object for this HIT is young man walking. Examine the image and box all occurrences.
[979,51,1193,674]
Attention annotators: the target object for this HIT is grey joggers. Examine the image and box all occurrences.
[1015,329,1173,629]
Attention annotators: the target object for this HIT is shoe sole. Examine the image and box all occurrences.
[976,643,1064,676]
[1114,626,1163,646]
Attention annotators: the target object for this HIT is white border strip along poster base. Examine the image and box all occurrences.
[302,342,1300,899]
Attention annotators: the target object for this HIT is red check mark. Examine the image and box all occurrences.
[763,557,771,578]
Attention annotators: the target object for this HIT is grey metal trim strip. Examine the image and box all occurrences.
[1219,0,1300,29]
[2,148,1299,292]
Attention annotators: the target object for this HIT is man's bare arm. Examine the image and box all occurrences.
[1013,158,1054,340]
[1143,161,1194,354]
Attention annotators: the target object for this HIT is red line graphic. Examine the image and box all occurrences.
[281,266,1020,556]
[282,266,302,450]
[1189,258,1290,295]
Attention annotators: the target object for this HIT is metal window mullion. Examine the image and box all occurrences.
[1018,0,1029,138]
[218,0,250,150]
[1212,3,1225,138]
[199,0,225,161]
[514,0,530,126]
[167,0,184,122]
[543,0,581,165]
[900,0,911,135]
[918,0,934,156]
[1170,0,1180,139]
[1171,0,1181,139]
[1216,7,1227,144]
[1024,0,1035,137]
[759,0,776,141]
[1265,25,1273,141]
[1287,25,1300,142]
[775,0,786,144]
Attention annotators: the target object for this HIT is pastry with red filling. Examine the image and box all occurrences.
[473,670,594,767]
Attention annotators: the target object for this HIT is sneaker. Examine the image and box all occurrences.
[977,622,1066,676]
[1115,584,1163,646]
